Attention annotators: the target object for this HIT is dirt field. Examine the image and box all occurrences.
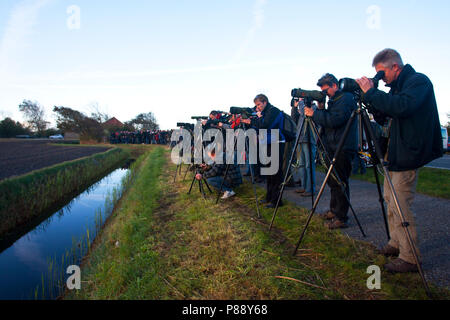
[0,140,111,181]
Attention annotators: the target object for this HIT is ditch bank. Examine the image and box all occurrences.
[0,147,129,237]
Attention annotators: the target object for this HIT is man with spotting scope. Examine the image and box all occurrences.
[356,48,443,273]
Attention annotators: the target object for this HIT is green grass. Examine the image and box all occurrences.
[318,165,450,200]
[0,147,129,236]
[67,149,449,300]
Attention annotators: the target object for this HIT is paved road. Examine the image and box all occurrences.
[426,154,450,170]
[279,172,450,289]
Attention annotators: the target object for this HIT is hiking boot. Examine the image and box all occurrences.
[295,188,306,194]
[377,245,400,257]
[221,191,236,199]
[319,211,336,220]
[326,218,348,230]
[384,258,419,273]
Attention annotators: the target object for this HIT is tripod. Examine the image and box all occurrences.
[215,123,261,218]
[187,165,213,200]
[173,163,183,183]
[269,113,366,239]
[292,101,431,297]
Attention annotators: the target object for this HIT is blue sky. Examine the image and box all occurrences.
[0,0,449,129]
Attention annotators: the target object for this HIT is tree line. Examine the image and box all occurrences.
[0,100,159,141]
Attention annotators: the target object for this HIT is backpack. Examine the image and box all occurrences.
[281,112,297,142]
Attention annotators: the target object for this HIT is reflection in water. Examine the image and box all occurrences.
[13,239,47,272]
[0,168,129,300]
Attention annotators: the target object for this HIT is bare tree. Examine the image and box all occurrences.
[88,102,110,123]
[18,100,49,135]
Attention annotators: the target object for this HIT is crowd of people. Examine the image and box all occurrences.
[109,130,172,145]
[180,48,443,275]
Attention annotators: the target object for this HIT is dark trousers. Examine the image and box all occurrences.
[263,143,285,205]
[325,150,353,222]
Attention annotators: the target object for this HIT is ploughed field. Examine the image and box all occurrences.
[0,140,111,181]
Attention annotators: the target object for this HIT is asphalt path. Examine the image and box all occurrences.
[277,171,450,289]
[425,154,450,170]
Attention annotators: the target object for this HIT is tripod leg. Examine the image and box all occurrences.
[306,121,315,208]
[248,160,261,218]
[310,117,366,238]
[372,164,390,240]
[188,174,196,194]
[269,117,307,231]
[361,117,390,241]
[173,164,180,183]
[294,163,335,255]
[199,179,207,200]
[203,177,213,194]
[216,164,231,204]
[183,164,192,181]
[294,109,358,254]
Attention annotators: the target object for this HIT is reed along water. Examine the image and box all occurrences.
[0,167,129,300]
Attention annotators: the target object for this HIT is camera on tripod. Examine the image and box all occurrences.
[291,88,326,108]
[191,116,209,121]
[177,122,194,131]
[229,106,257,119]
[339,71,385,94]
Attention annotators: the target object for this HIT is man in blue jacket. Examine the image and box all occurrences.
[356,48,443,273]
[305,74,358,229]
[250,94,286,208]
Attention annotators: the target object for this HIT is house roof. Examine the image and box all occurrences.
[103,117,123,127]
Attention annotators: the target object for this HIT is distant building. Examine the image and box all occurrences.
[103,117,124,129]
[64,132,80,140]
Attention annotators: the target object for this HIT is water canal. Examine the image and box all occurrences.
[0,167,129,299]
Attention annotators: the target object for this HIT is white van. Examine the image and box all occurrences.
[441,126,448,152]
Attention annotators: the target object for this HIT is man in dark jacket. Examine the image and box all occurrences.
[250,94,286,208]
[305,73,358,229]
[356,48,443,273]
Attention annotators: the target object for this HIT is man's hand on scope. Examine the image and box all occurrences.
[304,106,314,117]
[355,77,374,93]
[241,119,251,125]
[195,173,203,180]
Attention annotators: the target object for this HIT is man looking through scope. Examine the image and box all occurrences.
[247,94,286,208]
[304,74,358,229]
[355,48,443,273]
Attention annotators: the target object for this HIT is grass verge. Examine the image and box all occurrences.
[318,166,450,200]
[0,147,129,237]
[68,149,449,300]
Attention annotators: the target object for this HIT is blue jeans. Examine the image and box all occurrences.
[299,142,316,193]
[206,176,233,192]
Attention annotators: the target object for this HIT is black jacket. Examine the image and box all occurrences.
[312,91,357,154]
[252,103,285,143]
[363,64,443,171]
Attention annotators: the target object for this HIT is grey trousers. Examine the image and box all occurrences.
[383,169,420,264]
